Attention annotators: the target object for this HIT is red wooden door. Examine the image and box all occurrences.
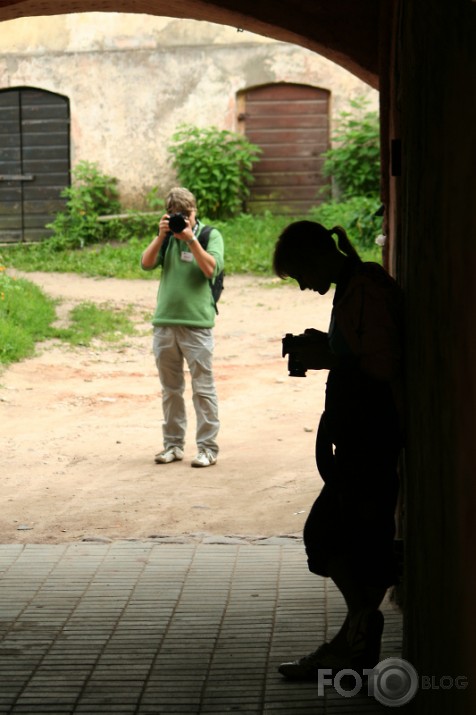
[238,83,330,215]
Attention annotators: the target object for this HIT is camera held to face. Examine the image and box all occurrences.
[282,333,309,377]
[168,212,187,233]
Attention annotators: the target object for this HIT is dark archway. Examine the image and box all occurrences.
[1,3,476,714]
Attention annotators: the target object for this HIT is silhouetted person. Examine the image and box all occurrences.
[274,221,404,679]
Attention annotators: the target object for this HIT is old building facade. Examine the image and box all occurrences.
[0,12,377,235]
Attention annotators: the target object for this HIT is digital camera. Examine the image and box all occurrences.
[282,333,308,378]
[168,212,187,233]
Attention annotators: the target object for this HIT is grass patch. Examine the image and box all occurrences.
[0,270,56,365]
[0,202,383,366]
[1,239,152,280]
[3,210,381,280]
[52,302,137,346]
[0,267,137,366]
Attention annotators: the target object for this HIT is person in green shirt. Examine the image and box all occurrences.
[141,187,224,468]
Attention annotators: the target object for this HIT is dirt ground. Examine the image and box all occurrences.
[0,270,334,544]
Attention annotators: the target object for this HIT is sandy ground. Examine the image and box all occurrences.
[0,270,334,544]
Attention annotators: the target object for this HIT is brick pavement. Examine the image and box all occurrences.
[0,539,403,714]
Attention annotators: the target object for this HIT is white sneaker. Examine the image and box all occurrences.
[191,449,217,468]
[154,446,184,464]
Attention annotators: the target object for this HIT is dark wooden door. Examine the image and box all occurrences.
[238,83,330,215]
[0,87,70,243]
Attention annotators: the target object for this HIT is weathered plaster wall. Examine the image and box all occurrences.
[0,12,277,52]
[0,13,377,206]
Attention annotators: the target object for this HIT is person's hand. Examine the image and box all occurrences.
[295,343,332,370]
[304,328,328,344]
[295,330,333,370]
[158,214,170,239]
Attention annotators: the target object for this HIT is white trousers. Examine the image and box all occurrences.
[153,326,219,454]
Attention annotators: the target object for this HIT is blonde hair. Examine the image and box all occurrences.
[166,187,197,214]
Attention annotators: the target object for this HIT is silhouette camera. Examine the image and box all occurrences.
[168,212,187,233]
[282,333,308,377]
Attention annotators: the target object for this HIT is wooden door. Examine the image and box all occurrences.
[238,83,330,215]
[0,87,70,243]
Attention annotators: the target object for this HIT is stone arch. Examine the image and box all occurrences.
[0,1,379,88]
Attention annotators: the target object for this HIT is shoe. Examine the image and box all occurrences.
[154,446,184,464]
[278,642,350,680]
[191,449,217,468]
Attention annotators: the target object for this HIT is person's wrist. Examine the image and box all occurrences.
[186,236,198,246]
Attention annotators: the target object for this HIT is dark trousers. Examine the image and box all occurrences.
[304,411,400,588]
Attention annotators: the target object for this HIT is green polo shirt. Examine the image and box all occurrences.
[142,221,224,328]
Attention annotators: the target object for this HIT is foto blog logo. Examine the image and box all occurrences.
[317,657,468,707]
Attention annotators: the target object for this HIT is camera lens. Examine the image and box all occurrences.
[168,213,187,233]
[288,354,307,377]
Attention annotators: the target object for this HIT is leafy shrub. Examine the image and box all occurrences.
[168,124,262,219]
[46,161,121,250]
[323,98,380,199]
[308,196,382,247]
[145,185,165,213]
[107,186,165,243]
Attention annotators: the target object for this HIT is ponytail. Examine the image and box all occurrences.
[331,225,362,263]
[273,220,361,279]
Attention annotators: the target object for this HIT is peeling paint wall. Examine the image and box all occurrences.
[0,13,377,206]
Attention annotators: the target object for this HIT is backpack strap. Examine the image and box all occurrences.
[198,225,213,248]
[198,226,221,314]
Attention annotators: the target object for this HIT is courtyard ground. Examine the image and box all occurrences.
[0,271,333,544]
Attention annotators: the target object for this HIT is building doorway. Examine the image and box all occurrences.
[238,82,330,215]
[0,87,70,243]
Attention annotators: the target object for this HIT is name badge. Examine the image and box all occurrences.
[181,251,194,263]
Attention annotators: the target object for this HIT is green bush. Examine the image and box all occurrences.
[106,186,165,244]
[168,124,262,219]
[308,196,382,247]
[323,98,380,199]
[46,161,121,250]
